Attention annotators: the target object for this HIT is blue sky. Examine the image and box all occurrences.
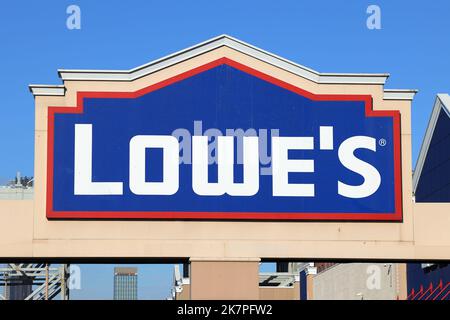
[0,0,449,299]
[70,264,177,300]
[68,263,276,300]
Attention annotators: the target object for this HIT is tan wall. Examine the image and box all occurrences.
[397,263,408,300]
[0,200,34,257]
[176,284,190,300]
[0,46,449,260]
[412,203,450,259]
[177,282,300,300]
[259,282,299,300]
[307,274,315,300]
[190,260,259,300]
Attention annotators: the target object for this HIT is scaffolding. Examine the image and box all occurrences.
[0,264,70,300]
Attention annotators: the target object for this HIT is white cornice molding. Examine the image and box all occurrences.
[413,94,450,193]
[57,35,390,84]
[28,84,65,96]
[383,89,418,100]
[29,35,416,97]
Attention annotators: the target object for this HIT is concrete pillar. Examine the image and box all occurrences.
[306,265,317,300]
[190,258,260,300]
[397,263,408,300]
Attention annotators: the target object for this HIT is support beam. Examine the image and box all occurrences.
[397,263,408,300]
[190,258,260,300]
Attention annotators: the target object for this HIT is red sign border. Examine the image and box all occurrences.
[46,57,403,221]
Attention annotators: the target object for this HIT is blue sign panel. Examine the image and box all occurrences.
[47,58,402,220]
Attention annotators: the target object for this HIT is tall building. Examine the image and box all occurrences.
[113,267,138,300]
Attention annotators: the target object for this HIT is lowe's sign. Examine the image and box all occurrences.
[47,59,402,221]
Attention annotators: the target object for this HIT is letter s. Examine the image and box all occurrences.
[338,136,381,198]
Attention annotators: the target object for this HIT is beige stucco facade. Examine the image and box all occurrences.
[190,260,260,300]
[312,263,405,300]
[259,283,300,300]
[175,260,300,300]
[0,36,449,262]
[176,277,300,300]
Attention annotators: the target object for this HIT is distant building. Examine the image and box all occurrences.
[407,263,449,300]
[408,94,450,300]
[305,263,402,300]
[0,186,33,200]
[0,172,33,200]
[171,263,303,300]
[113,267,138,300]
[413,94,450,202]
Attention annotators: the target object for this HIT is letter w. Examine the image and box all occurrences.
[192,136,259,196]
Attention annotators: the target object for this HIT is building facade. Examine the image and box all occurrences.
[0,35,449,300]
[407,263,449,300]
[113,267,138,300]
[309,263,403,300]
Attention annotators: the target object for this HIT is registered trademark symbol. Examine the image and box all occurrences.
[379,138,387,147]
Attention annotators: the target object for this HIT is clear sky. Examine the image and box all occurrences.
[68,263,276,300]
[70,264,178,300]
[0,0,449,299]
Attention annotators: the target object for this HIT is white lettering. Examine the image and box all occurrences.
[272,137,314,197]
[74,124,123,195]
[129,135,179,195]
[338,136,381,198]
[192,136,259,196]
